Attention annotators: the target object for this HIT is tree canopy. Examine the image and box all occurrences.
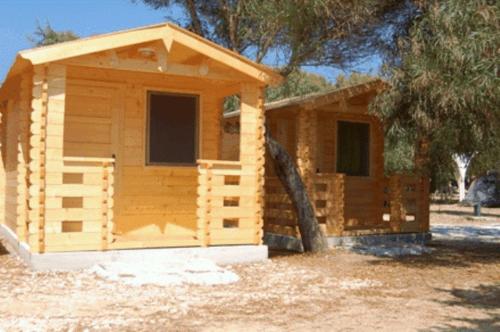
[372,0,500,178]
[29,22,79,47]
[266,70,332,102]
[135,0,419,76]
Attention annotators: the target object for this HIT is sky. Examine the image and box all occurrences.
[0,0,380,82]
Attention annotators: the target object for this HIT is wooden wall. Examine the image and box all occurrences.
[221,116,240,161]
[3,101,18,234]
[315,103,385,229]
[0,103,5,228]
[0,73,31,241]
[240,94,404,237]
[63,66,224,247]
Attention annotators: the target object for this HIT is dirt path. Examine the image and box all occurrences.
[0,204,499,331]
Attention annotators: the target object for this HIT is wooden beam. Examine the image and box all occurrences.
[162,31,174,53]
[156,45,168,73]
[295,81,385,111]
[60,54,252,83]
[239,83,266,244]
[19,25,167,65]
[169,27,281,84]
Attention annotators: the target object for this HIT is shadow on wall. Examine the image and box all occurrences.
[427,284,500,331]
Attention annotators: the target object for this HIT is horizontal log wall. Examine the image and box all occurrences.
[3,100,18,235]
[264,173,429,238]
[197,160,260,245]
[221,116,240,161]
[59,65,246,250]
[0,103,5,228]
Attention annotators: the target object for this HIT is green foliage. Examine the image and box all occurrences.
[373,0,500,179]
[266,70,332,103]
[469,143,500,177]
[334,72,375,89]
[29,22,79,47]
[224,69,332,113]
[136,0,417,75]
[384,130,415,175]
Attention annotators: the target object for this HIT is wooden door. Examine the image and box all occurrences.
[64,80,125,236]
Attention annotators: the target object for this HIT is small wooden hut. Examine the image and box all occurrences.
[0,23,282,255]
[223,80,430,242]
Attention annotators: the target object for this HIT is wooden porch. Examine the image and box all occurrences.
[265,173,430,238]
[51,157,261,252]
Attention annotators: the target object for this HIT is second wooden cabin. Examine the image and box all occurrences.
[223,80,430,244]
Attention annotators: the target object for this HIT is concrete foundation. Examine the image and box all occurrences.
[0,224,268,271]
[265,232,432,252]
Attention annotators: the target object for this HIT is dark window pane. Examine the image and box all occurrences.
[148,92,198,164]
[336,121,370,176]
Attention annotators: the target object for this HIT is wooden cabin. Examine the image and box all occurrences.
[223,80,430,242]
[0,23,282,254]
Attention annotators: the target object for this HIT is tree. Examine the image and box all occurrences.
[453,154,474,201]
[266,70,332,102]
[225,69,332,113]
[29,22,79,46]
[334,72,375,89]
[136,0,418,76]
[137,0,422,251]
[266,131,327,252]
[373,0,500,189]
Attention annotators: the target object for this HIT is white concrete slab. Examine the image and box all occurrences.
[0,224,268,271]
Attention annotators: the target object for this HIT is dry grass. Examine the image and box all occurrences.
[0,204,499,331]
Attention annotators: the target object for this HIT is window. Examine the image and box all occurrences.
[336,121,370,176]
[147,92,198,165]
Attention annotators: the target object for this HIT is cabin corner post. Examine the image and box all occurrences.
[29,64,66,253]
[196,161,212,247]
[333,173,345,235]
[419,176,430,232]
[373,119,385,224]
[16,73,33,242]
[239,83,266,245]
[0,102,4,227]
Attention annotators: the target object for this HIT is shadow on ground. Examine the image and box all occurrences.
[0,241,8,255]
[268,248,303,258]
[432,209,500,218]
[363,239,500,269]
[422,284,500,332]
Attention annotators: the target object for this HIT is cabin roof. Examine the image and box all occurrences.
[224,78,387,119]
[0,22,282,99]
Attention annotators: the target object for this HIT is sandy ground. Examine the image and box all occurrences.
[0,204,499,331]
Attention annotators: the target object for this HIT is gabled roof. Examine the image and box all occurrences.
[224,78,387,119]
[1,22,282,96]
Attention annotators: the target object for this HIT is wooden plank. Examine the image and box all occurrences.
[62,54,251,83]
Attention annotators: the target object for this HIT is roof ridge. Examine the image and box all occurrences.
[223,78,385,118]
[19,22,167,55]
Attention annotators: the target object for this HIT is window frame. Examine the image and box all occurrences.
[145,90,200,167]
[335,119,372,177]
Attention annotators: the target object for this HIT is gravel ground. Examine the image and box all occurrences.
[0,204,499,331]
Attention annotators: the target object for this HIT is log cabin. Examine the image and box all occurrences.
[0,23,282,262]
[222,80,430,248]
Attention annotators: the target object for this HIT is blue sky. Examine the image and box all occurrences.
[0,0,379,82]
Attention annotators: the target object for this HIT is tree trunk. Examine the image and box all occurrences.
[453,154,473,202]
[265,131,327,252]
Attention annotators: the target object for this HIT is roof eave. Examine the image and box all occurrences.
[13,23,282,86]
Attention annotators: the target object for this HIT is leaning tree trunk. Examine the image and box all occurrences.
[265,131,327,252]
